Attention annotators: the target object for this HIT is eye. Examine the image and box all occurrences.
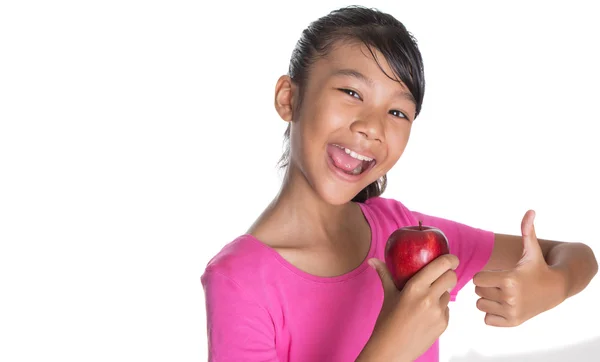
[389,109,407,119]
[339,88,362,100]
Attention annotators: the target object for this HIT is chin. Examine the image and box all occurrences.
[309,165,382,206]
[315,180,374,206]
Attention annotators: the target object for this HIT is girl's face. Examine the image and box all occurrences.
[278,42,417,205]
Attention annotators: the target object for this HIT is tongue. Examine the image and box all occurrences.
[327,145,363,171]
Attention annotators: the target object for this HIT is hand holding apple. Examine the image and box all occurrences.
[358,222,458,361]
[363,253,459,361]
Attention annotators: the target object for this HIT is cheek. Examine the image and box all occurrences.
[312,114,345,139]
[386,125,411,158]
[310,94,353,130]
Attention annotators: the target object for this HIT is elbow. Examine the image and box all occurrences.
[590,245,599,277]
[580,242,598,278]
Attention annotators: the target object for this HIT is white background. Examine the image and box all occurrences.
[1,0,599,361]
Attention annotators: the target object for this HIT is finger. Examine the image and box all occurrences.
[520,209,543,262]
[439,291,451,307]
[474,286,503,302]
[368,258,397,293]
[521,209,537,243]
[445,305,450,324]
[472,270,509,288]
[411,254,459,286]
[484,313,511,327]
[431,269,457,297]
[476,297,504,316]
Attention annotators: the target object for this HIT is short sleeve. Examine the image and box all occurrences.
[201,270,279,361]
[409,211,495,301]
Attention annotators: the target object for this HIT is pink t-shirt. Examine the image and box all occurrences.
[201,196,495,361]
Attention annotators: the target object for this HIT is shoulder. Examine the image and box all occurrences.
[362,195,491,237]
[201,235,279,287]
[363,195,494,263]
[360,196,418,229]
[200,236,280,359]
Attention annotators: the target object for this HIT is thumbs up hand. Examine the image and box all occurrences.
[472,210,565,327]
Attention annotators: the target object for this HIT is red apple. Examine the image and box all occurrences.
[384,220,450,290]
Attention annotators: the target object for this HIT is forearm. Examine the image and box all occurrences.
[355,316,416,362]
[356,326,409,362]
[546,241,598,299]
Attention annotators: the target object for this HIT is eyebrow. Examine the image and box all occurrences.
[330,68,416,105]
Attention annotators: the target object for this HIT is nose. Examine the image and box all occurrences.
[350,116,384,143]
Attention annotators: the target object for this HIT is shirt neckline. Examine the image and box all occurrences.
[242,201,379,284]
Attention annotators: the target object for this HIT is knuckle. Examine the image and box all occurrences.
[501,276,516,289]
[506,307,519,319]
[441,254,455,269]
[504,295,518,306]
[420,295,433,309]
[403,280,418,294]
[438,256,452,271]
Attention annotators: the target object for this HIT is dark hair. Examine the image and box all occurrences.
[277,5,426,203]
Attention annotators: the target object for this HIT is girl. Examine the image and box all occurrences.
[201,6,597,361]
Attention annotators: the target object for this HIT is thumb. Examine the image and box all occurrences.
[520,209,543,262]
[368,258,397,293]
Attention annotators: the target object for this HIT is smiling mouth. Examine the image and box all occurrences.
[347,159,375,175]
[328,144,376,176]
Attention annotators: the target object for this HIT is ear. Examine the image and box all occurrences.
[274,75,295,122]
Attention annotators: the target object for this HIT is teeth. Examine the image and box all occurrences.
[335,144,373,161]
[351,164,363,175]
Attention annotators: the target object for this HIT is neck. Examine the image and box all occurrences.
[264,164,357,245]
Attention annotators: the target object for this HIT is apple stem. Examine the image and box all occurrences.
[418,220,422,230]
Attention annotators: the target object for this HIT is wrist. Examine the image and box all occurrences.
[547,264,569,307]
[356,334,392,362]
[356,325,411,362]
